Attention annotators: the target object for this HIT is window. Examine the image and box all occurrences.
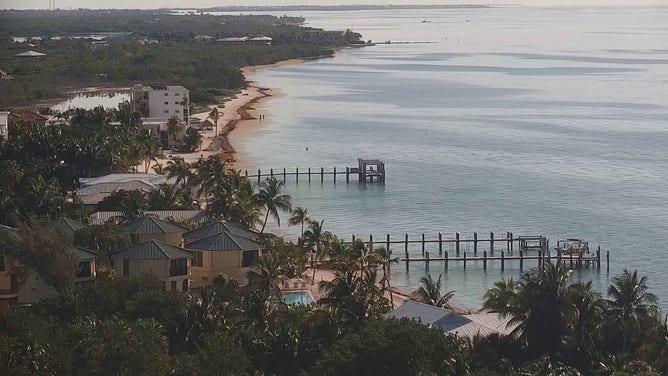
[76,261,91,278]
[182,279,189,292]
[175,109,180,113]
[164,109,169,114]
[164,92,169,96]
[0,255,5,272]
[171,281,177,291]
[242,250,259,267]
[123,259,130,276]
[175,92,180,96]
[164,101,169,105]
[169,258,188,276]
[175,102,180,105]
[192,251,203,267]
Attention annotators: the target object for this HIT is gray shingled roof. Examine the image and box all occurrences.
[73,246,97,261]
[77,181,157,205]
[43,217,85,234]
[79,173,173,186]
[185,231,264,252]
[89,210,208,225]
[113,240,192,260]
[124,216,186,235]
[182,221,259,244]
[385,300,516,339]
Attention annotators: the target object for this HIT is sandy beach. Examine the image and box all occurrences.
[143,59,303,171]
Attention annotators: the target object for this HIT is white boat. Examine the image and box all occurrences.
[555,239,589,255]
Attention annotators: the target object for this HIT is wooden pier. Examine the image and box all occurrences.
[244,159,386,184]
[340,232,606,272]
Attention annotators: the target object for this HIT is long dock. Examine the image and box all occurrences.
[245,158,386,184]
[338,232,607,272]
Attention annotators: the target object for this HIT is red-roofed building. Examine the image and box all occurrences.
[8,112,49,125]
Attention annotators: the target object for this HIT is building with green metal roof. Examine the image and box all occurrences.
[185,230,264,288]
[182,221,259,244]
[124,216,186,246]
[113,240,191,292]
[42,217,86,235]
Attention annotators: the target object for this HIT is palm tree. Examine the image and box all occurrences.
[247,251,285,298]
[303,219,326,284]
[607,269,659,355]
[192,155,226,206]
[564,281,607,370]
[166,115,183,148]
[152,162,165,175]
[208,107,222,137]
[374,246,399,306]
[482,278,517,315]
[509,262,575,356]
[288,207,309,237]
[256,177,292,234]
[147,184,192,210]
[411,273,455,309]
[140,135,162,173]
[164,157,192,187]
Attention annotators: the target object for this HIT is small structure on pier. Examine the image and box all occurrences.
[357,158,385,183]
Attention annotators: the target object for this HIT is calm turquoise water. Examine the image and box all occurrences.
[281,291,315,305]
[231,7,668,309]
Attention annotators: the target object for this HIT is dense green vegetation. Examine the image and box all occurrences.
[0,10,363,107]
[1,216,666,375]
[0,107,666,373]
[0,106,161,226]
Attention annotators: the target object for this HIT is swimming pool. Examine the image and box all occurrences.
[281,291,314,305]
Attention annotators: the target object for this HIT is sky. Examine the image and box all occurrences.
[2,0,667,10]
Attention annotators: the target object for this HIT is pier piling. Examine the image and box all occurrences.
[473,232,478,254]
[438,232,443,256]
[455,232,460,256]
[483,251,487,270]
[421,233,425,256]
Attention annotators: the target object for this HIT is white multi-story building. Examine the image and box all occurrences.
[0,111,9,141]
[132,84,189,121]
[131,84,190,149]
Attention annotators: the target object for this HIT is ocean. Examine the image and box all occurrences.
[229,6,668,309]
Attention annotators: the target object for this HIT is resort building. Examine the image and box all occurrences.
[386,300,516,339]
[0,226,19,309]
[216,36,248,45]
[89,210,208,226]
[14,50,46,58]
[8,112,49,127]
[43,217,85,236]
[130,84,190,149]
[184,222,264,287]
[112,240,192,292]
[76,173,175,205]
[124,216,186,246]
[248,36,273,45]
[18,246,97,305]
[182,221,259,245]
[0,111,8,141]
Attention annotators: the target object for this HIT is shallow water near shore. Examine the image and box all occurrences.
[231,6,668,309]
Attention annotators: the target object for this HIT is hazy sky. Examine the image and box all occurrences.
[3,0,667,10]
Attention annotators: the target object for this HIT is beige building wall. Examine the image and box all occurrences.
[190,250,254,288]
[18,273,57,304]
[114,258,191,292]
[17,259,97,305]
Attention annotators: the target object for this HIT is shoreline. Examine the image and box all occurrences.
[145,58,304,168]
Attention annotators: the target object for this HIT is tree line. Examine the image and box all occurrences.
[0,216,665,375]
[0,10,363,107]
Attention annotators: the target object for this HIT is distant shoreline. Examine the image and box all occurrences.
[197,4,505,12]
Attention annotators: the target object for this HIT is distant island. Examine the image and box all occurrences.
[199,4,503,12]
